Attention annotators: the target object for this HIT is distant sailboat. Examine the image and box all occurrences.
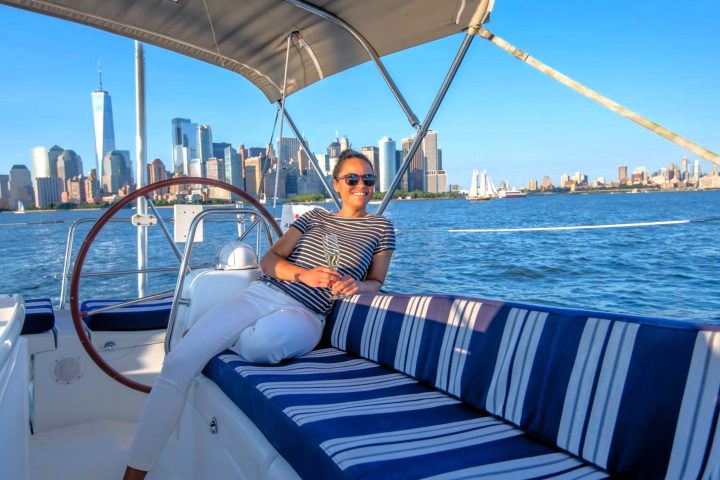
[466,169,497,201]
[14,200,26,213]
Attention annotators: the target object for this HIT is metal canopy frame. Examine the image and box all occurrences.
[280,1,490,214]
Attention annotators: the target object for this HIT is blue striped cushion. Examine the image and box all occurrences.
[204,347,606,479]
[81,298,172,331]
[325,294,720,478]
[22,298,55,334]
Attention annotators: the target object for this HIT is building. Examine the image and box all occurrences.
[65,175,86,204]
[196,124,213,177]
[91,81,116,182]
[263,167,287,201]
[206,157,225,182]
[277,137,301,167]
[528,179,538,191]
[244,155,263,198]
[401,137,425,191]
[224,146,242,190]
[30,147,51,179]
[541,175,554,190]
[422,131,447,193]
[618,165,628,184]
[0,175,10,209]
[9,164,34,208]
[57,149,83,190]
[297,145,312,175]
[102,150,132,194]
[693,160,701,179]
[681,156,689,180]
[362,146,380,192]
[699,168,720,189]
[213,142,231,160]
[33,176,63,208]
[147,158,169,195]
[85,169,100,203]
[339,135,350,152]
[171,118,198,174]
[378,136,396,192]
[327,138,341,159]
[47,145,63,178]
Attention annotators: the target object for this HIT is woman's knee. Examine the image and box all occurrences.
[236,309,323,364]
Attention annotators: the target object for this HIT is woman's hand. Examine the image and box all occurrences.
[298,266,341,288]
[331,275,360,296]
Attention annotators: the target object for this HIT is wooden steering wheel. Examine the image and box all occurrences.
[69,177,282,393]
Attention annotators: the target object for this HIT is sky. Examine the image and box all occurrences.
[0,0,718,189]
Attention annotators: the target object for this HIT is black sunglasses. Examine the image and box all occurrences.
[334,173,377,187]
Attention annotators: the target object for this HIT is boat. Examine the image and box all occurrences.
[466,169,497,201]
[14,200,26,213]
[497,188,527,199]
[1,1,720,479]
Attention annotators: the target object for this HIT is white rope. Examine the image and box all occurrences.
[449,219,690,233]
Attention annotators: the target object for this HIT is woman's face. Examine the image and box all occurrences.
[333,157,374,211]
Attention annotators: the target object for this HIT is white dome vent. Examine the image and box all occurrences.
[215,241,258,270]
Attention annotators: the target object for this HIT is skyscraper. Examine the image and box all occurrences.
[30,147,51,178]
[206,157,225,182]
[147,158,169,195]
[362,146,380,192]
[171,118,198,174]
[378,136,396,193]
[0,175,10,210]
[277,137,301,167]
[91,73,116,183]
[618,165,628,184]
[57,149,83,190]
[34,177,63,208]
[102,150,132,194]
[401,137,424,191]
[9,165,34,207]
[197,124,213,176]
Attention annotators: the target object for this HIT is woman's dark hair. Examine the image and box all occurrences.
[333,149,374,179]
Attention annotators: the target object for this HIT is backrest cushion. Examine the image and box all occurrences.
[22,298,55,334]
[325,294,720,478]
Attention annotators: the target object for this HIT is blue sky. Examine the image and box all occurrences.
[0,0,718,188]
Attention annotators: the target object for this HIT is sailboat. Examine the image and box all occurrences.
[466,169,497,201]
[14,200,26,214]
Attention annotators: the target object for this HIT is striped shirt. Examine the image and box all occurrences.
[262,208,395,315]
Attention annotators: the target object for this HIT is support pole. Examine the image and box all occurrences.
[135,41,148,297]
[272,33,295,217]
[478,28,720,167]
[378,31,477,215]
[282,106,342,209]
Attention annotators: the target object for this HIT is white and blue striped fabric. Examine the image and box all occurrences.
[204,293,720,478]
[80,297,172,331]
[22,297,54,334]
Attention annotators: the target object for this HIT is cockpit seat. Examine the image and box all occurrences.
[21,298,54,335]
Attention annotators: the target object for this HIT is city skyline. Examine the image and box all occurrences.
[0,0,718,189]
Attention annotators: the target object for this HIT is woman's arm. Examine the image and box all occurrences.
[331,250,393,296]
[260,228,340,288]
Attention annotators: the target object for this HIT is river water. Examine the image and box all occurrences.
[1,190,718,321]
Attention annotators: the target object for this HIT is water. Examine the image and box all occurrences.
[1,191,719,321]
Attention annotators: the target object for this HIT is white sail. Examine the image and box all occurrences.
[468,169,479,198]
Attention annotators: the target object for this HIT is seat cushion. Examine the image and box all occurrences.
[325,294,720,479]
[81,298,172,331]
[22,298,55,334]
[203,347,606,479]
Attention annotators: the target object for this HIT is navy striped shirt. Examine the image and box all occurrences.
[262,208,395,315]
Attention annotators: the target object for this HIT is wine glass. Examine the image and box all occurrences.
[323,233,345,300]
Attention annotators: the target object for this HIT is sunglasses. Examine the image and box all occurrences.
[334,173,377,187]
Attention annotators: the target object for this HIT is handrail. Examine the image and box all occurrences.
[81,290,174,317]
[0,295,24,375]
[164,208,277,353]
[146,196,183,262]
[59,218,128,309]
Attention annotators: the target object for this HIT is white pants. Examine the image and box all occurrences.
[127,281,324,471]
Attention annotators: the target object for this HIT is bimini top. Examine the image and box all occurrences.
[3,0,494,102]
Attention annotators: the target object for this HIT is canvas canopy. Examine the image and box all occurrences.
[2,0,494,102]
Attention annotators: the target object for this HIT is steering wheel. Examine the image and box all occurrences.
[69,177,282,393]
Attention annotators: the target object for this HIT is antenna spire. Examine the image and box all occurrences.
[98,60,103,90]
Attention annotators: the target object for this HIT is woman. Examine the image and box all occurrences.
[124,149,395,479]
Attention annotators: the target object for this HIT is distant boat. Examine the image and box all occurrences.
[498,188,527,199]
[14,200,26,213]
[467,169,497,201]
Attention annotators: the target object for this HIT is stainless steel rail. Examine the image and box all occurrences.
[282,0,420,128]
[81,290,175,317]
[164,208,277,353]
